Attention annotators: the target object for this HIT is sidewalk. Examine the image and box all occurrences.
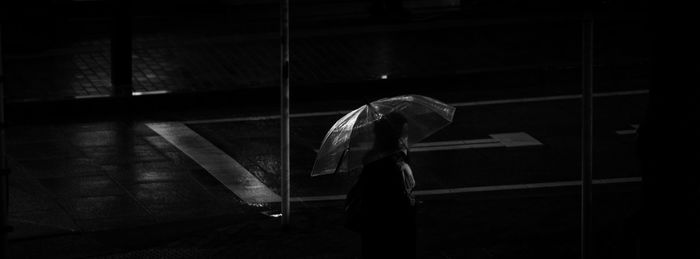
[9,183,641,258]
[4,10,650,126]
[3,6,648,103]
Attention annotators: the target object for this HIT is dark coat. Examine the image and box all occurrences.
[345,151,416,258]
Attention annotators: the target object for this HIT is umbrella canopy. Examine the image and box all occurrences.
[311,94,455,177]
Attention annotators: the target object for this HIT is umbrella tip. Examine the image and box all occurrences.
[362,97,380,118]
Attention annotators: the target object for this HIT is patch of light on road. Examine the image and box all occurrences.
[132,90,170,96]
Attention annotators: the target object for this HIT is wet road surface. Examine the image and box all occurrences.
[6,89,646,258]
[184,91,645,199]
[3,7,649,258]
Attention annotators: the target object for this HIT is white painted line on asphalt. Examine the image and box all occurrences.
[412,138,501,152]
[345,133,540,153]
[315,134,528,153]
[411,142,504,152]
[147,122,281,204]
[616,129,637,135]
[449,89,649,107]
[185,90,649,124]
[595,91,649,98]
[74,94,111,99]
[594,177,642,184]
[412,132,542,152]
[616,124,640,135]
[490,132,543,147]
[291,195,346,202]
[289,177,642,202]
[448,94,580,107]
[186,110,350,124]
[132,90,170,96]
[413,138,499,147]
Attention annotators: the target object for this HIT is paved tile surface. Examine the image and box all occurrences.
[5,121,262,238]
[4,11,649,101]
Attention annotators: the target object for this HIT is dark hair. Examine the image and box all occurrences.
[385,112,407,130]
[372,112,407,151]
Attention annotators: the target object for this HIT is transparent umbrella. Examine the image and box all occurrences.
[311,94,456,177]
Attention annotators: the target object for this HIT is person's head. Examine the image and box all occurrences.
[372,112,408,151]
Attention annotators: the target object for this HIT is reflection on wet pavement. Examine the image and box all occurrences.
[186,92,646,199]
[6,91,646,238]
[6,121,258,237]
[146,122,281,204]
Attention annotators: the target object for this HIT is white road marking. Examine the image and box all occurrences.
[158,90,647,204]
[149,122,543,204]
[148,123,633,205]
[132,90,170,96]
[186,110,349,124]
[412,138,499,147]
[450,90,649,107]
[489,132,543,147]
[74,94,111,99]
[616,124,640,135]
[411,142,504,152]
[412,138,501,152]
[185,90,649,124]
[411,132,543,152]
[289,177,642,202]
[616,130,637,135]
[146,122,281,204]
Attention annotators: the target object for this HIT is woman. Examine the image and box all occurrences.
[345,112,416,258]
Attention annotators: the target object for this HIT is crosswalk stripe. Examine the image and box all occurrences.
[289,177,642,202]
[147,122,282,204]
[185,90,649,124]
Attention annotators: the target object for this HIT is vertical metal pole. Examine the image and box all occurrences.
[111,0,132,97]
[581,18,594,259]
[280,0,291,226]
[0,23,8,258]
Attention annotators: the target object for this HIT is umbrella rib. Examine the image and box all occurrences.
[333,147,350,174]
